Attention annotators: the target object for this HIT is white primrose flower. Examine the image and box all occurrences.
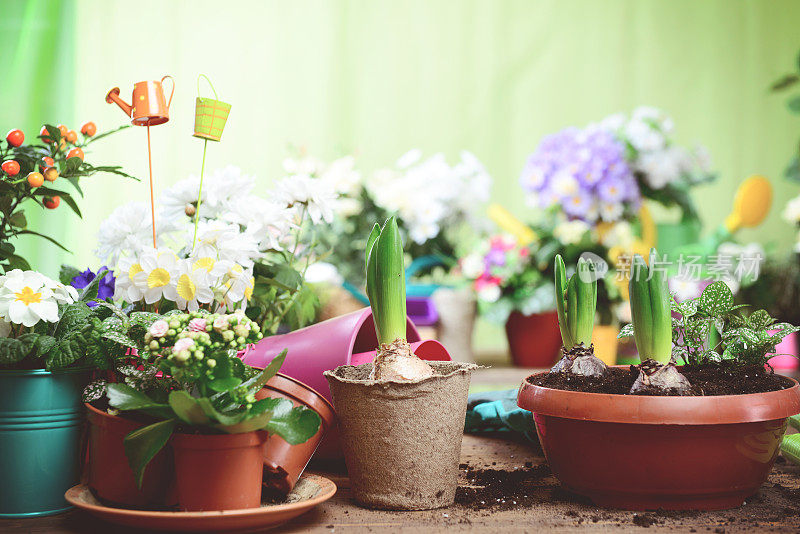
[131,248,180,305]
[0,270,61,327]
[173,259,215,312]
[114,255,147,302]
[220,263,254,310]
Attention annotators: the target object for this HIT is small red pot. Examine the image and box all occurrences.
[85,403,175,507]
[171,431,267,511]
[518,373,800,510]
[257,373,336,495]
[505,311,562,367]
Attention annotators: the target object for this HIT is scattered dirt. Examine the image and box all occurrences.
[454,463,552,511]
[529,363,793,396]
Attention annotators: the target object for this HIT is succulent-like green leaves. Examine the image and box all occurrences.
[628,250,672,363]
[365,217,407,346]
[553,254,597,350]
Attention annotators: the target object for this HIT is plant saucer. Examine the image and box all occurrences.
[65,474,336,532]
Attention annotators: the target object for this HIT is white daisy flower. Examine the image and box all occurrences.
[0,270,60,327]
[220,263,254,310]
[173,259,215,312]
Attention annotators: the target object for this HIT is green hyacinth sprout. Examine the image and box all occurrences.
[365,216,407,346]
[554,254,597,350]
[628,250,672,364]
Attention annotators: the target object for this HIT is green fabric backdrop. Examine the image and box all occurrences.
[1,0,798,279]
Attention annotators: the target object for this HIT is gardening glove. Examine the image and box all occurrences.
[464,388,537,442]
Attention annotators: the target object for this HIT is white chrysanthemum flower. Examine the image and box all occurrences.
[161,166,255,222]
[283,155,322,175]
[132,248,179,305]
[95,202,158,265]
[783,195,800,225]
[222,196,294,252]
[192,220,261,267]
[0,270,60,327]
[221,264,254,310]
[173,259,215,312]
[274,174,337,224]
[553,220,590,245]
[636,148,683,189]
[320,156,362,197]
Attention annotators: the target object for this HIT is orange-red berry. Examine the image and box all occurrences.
[67,147,84,161]
[1,160,20,176]
[27,172,44,188]
[43,167,59,182]
[80,122,97,137]
[65,130,78,143]
[40,125,53,143]
[44,196,60,209]
[5,129,24,147]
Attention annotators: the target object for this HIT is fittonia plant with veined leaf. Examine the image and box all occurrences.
[366,216,433,381]
[550,254,608,377]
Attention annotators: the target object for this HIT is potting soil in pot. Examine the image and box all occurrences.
[325,361,477,511]
[530,363,794,396]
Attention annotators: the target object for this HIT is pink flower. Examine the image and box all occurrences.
[188,318,207,332]
[173,338,195,353]
[149,320,169,338]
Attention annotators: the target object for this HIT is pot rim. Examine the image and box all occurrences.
[0,366,88,377]
[263,373,335,424]
[171,430,267,449]
[324,361,478,387]
[518,372,800,425]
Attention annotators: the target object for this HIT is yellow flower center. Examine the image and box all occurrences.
[147,268,171,288]
[230,264,243,275]
[128,263,143,279]
[245,277,255,300]
[176,273,196,301]
[193,257,215,272]
[14,286,42,305]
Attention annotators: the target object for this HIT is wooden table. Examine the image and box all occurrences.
[3,367,800,533]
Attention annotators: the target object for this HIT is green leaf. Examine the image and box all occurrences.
[0,338,26,365]
[59,265,81,285]
[8,210,26,229]
[273,264,303,291]
[54,303,92,337]
[108,383,170,412]
[242,349,287,395]
[264,404,321,445]
[747,309,774,329]
[366,217,406,345]
[82,379,108,403]
[123,419,175,489]
[65,156,82,173]
[617,323,635,338]
[168,390,211,425]
[208,376,242,392]
[43,124,61,143]
[789,95,800,114]
[16,230,70,253]
[698,281,733,316]
[553,254,572,348]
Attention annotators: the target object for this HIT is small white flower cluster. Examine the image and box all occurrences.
[365,150,492,244]
[599,107,713,190]
[782,194,800,252]
[0,270,78,331]
[114,248,254,312]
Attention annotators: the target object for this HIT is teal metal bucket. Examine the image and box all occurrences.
[0,368,86,517]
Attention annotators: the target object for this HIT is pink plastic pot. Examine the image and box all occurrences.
[242,308,451,458]
[767,331,798,371]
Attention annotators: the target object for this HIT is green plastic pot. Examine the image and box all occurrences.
[0,368,86,517]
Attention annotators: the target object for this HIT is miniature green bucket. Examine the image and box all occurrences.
[0,368,86,517]
[192,75,231,142]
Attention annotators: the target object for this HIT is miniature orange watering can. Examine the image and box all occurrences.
[106,76,175,126]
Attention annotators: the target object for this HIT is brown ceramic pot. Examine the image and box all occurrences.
[256,373,336,495]
[518,372,800,510]
[171,431,267,511]
[85,403,175,507]
[505,311,562,367]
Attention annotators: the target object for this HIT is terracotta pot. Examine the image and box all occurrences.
[256,373,336,495]
[517,372,800,510]
[591,325,619,366]
[171,431,267,511]
[85,404,175,508]
[505,311,562,367]
[325,361,476,510]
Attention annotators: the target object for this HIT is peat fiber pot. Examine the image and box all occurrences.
[171,431,268,511]
[324,361,477,510]
[0,368,86,517]
[505,311,562,367]
[85,404,175,508]
[517,372,800,510]
[256,373,336,495]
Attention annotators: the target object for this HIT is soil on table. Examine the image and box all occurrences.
[529,363,794,396]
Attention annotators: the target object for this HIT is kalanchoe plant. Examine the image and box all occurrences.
[103,311,320,487]
[550,254,607,377]
[670,280,799,367]
[366,216,433,381]
[620,250,692,394]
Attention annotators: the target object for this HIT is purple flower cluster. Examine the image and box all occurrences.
[71,267,115,307]
[520,126,640,223]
